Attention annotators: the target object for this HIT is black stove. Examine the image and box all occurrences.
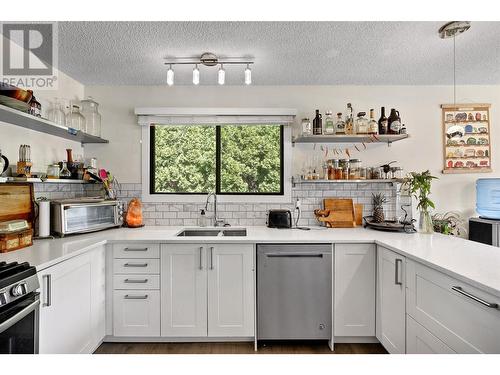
[0,261,40,354]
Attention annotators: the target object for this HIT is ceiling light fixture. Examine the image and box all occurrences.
[166,64,174,86]
[164,52,254,86]
[192,64,200,85]
[244,64,252,85]
[438,21,471,104]
[218,64,225,85]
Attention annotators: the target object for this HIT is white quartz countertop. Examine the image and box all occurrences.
[2,225,500,298]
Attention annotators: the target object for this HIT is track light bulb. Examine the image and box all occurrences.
[193,65,200,85]
[167,65,174,86]
[218,64,225,85]
[244,64,252,85]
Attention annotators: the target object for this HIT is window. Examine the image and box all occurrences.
[150,124,284,195]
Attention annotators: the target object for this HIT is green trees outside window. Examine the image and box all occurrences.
[151,124,283,195]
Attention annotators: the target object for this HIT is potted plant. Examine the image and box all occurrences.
[403,170,437,234]
[372,193,388,223]
[432,211,467,237]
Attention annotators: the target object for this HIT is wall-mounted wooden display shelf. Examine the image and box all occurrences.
[0,104,108,145]
[292,134,409,146]
[292,177,401,187]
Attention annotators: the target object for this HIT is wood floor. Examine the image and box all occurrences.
[95,341,387,354]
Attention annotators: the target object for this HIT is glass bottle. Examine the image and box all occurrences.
[324,111,335,135]
[368,109,379,134]
[68,105,85,132]
[47,98,66,126]
[59,162,71,178]
[335,112,345,135]
[355,112,369,134]
[29,96,41,117]
[378,106,388,135]
[301,118,312,136]
[313,110,322,135]
[345,103,355,135]
[388,108,401,135]
[80,97,102,137]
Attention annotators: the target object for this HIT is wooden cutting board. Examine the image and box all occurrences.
[316,198,356,228]
[0,183,34,227]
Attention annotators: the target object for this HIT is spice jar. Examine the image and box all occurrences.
[327,160,335,180]
[47,164,60,179]
[359,167,367,180]
[350,159,362,179]
[392,167,404,179]
[340,159,350,180]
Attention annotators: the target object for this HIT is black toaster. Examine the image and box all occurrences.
[267,209,292,228]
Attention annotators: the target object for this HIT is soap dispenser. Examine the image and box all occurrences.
[198,209,209,227]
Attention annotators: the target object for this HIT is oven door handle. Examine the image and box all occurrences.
[0,299,40,334]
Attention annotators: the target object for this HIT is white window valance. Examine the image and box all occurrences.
[134,107,296,126]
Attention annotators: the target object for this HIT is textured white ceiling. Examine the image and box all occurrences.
[58,21,500,85]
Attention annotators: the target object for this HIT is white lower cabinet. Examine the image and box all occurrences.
[376,246,406,354]
[161,244,207,336]
[161,243,255,338]
[406,259,500,353]
[406,315,455,354]
[113,290,160,336]
[38,245,105,354]
[334,243,376,337]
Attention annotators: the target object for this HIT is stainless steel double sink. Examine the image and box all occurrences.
[176,228,247,237]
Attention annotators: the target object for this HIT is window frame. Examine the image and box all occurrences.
[141,124,292,203]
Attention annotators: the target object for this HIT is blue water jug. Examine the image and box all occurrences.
[477,179,500,219]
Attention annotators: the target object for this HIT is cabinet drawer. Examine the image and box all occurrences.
[113,259,160,274]
[113,274,160,290]
[407,260,500,353]
[113,290,160,337]
[406,315,455,354]
[113,243,159,259]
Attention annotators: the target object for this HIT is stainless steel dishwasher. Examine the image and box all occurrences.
[257,244,332,340]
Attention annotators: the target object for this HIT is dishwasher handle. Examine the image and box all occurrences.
[265,253,324,258]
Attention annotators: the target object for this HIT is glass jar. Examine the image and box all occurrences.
[355,112,369,134]
[339,159,350,180]
[359,167,367,180]
[350,159,361,179]
[371,167,382,180]
[327,160,335,180]
[322,162,328,180]
[68,105,85,132]
[324,111,335,135]
[47,164,60,179]
[47,98,66,125]
[80,97,102,137]
[301,118,312,136]
[334,160,342,180]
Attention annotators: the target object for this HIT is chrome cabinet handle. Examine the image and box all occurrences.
[452,286,499,309]
[124,294,148,300]
[395,259,403,285]
[199,246,203,270]
[43,274,52,307]
[210,246,214,270]
[124,262,148,267]
[124,278,148,284]
[124,247,148,252]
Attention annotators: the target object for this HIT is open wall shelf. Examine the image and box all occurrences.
[0,177,99,184]
[0,104,108,145]
[292,134,409,146]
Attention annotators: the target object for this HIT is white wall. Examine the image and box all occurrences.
[84,85,500,218]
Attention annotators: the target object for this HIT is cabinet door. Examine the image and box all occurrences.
[161,244,207,337]
[406,315,455,354]
[113,290,160,337]
[207,244,255,337]
[376,246,406,354]
[334,243,376,337]
[38,253,93,354]
[90,245,106,348]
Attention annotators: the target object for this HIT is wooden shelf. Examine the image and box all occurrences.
[0,104,109,145]
[0,177,98,184]
[292,134,409,145]
[442,168,492,174]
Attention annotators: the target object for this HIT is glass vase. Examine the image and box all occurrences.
[419,210,434,234]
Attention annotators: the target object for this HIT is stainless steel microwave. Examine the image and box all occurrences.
[50,198,123,237]
[469,217,500,247]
